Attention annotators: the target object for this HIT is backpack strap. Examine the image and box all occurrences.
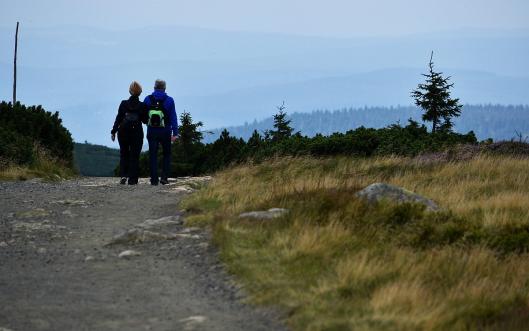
[149,94,168,115]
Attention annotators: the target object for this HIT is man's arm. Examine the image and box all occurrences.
[167,97,178,137]
[142,96,151,125]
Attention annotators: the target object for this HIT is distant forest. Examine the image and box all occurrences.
[204,105,529,143]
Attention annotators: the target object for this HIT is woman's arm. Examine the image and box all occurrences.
[111,101,126,135]
[140,102,149,125]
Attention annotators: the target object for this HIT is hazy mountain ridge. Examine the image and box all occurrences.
[205,105,529,143]
[187,68,529,128]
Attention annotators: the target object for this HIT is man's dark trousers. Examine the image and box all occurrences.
[147,129,171,184]
[118,129,143,184]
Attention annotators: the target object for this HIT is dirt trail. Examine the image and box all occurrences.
[0,177,285,331]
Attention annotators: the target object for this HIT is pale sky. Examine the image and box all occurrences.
[1,0,528,37]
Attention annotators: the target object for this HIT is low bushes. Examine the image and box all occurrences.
[0,101,75,179]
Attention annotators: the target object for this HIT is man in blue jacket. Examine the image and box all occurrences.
[144,79,178,185]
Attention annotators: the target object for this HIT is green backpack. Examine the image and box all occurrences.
[147,95,167,128]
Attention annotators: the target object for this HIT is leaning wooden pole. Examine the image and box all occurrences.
[13,21,19,105]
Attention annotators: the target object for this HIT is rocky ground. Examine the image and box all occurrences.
[0,177,285,331]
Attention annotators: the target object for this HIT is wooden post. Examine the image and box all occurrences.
[13,21,19,105]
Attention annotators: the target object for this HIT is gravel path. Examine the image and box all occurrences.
[0,177,285,331]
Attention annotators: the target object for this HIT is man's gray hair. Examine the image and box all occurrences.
[154,79,166,90]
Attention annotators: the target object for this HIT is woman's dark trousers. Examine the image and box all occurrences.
[118,128,143,184]
[147,129,171,185]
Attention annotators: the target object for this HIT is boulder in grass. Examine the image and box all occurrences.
[355,183,439,211]
[238,208,289,220]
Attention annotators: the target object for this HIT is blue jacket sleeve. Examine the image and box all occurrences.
[143,96,151,106]
[166,97,178,136]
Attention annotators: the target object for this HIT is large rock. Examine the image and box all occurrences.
[238,208,289,220]
[355,183,439,211]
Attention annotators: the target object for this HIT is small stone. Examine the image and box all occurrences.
[179,227,201,234]
[179,315,207,328]
[197,243,209,249]
[118,250,141,259]
[0,242,8,248]
[84,256,95,262]
[174,233,201,239]
[73,249,82,254]
[136,215,183,229]
[37,247,47,254]
[108,228,142,245]
[62,210,75,217]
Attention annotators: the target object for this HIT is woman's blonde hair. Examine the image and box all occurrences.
[129,81,142,96]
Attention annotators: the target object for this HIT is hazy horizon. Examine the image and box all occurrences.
[1,1,528,147]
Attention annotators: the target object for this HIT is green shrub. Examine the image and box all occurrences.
[0,101,74,168]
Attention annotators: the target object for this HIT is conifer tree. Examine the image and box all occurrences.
[412,52,462,133]
[267,101,293,142]
[178,111,203,156]
[179,112,203,144]
[247,129,263,149]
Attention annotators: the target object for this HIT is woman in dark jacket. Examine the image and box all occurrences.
[111,81,148,185]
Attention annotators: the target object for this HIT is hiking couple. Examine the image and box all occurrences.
[111,79,178,186]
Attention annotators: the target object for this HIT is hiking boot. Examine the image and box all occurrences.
[128,179,138,185]
[120,177,127,185]
[150,179,159,186]
[160,178,169,185]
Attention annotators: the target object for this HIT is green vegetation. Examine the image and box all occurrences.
[138,113,476,178]
[183,155,529,330]
[0,101,76,180]
[74,142,120,176]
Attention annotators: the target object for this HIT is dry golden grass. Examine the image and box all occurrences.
[0,149,76,181]
[183,155,529,330]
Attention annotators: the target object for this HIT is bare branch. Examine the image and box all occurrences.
[277,101,286,112]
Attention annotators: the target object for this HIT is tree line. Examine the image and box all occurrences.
[206,104,529,143]
[135,112,476,177]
